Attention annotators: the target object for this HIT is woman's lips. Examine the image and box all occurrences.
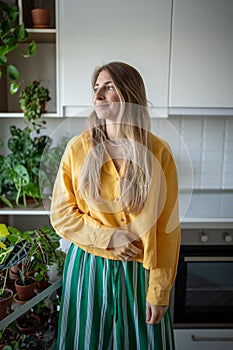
[95,104,110,108]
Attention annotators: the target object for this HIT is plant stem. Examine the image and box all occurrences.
[2,269,8,292]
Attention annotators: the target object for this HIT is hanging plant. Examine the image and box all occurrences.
[19,80,51,132]
[0,1,36,94]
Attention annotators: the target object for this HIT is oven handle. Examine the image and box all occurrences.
[192,335,233,342]
[184,256,233,262]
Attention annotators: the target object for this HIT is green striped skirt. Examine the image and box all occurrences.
[56,244,175,350]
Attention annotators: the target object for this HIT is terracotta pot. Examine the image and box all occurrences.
[7,277,17,294]
[16,314,40,334]
[10,264,21,275]
[9,264,21,278]
[37,279,51,293]
[15,277,36,301]
[0,288,13,320]
[31,9,50,28]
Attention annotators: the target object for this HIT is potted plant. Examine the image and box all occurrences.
[32,299,51,325]
[0,224,32,318]
[0,279,13,320]
[31,0,50,29]
[16,311,40,334]
[14,274,36,303]
[18,333,42,349]
[14,226,60,301]
[33,263,50,292]
[0,328,19,350]
[0,224,62,303]
[4,125,52,207]
[19,80,51,133]
[0,1,36,94]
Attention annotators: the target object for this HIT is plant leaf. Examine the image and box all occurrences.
[23,40,37,58]
[0,239,32,270]
[0,55,7,66]
[7,65,19,80]
[13,24,28,42]
[13,164,30,186]
[10,81,19,95]
[9,5,20,22]
[0,224,10,238]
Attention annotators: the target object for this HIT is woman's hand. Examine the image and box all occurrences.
[146,302,168,324]
[108,229,143,261]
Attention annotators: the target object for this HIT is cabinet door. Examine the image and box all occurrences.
[170,0,233,110]
[59,0,172,117]
[174,329,233,350]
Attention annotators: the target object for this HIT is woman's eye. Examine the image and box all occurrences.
[106,85,115,91]
[93,85,115,94]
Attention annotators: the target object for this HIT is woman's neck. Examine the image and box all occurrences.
[106,121,117,140]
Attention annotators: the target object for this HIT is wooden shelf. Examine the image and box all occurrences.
[27,30,56,44]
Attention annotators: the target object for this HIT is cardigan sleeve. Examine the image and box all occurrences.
[146,146,181,305]
[50,144,116,250]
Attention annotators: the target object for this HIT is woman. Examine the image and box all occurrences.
[51,61,180,350]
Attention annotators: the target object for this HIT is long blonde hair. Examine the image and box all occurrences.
[79,62,153,213]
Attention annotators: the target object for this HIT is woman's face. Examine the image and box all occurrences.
[93,70,121,121]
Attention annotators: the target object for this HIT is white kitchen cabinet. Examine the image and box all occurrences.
[169,0,233,115]
[59,0,172,117]
[174,329,233,350]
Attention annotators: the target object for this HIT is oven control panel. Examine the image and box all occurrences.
[181,229,233,245]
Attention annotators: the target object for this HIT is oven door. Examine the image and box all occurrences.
[173,245,233,328]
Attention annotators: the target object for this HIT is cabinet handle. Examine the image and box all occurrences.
[185,256,233,262]
[191,335,233,342]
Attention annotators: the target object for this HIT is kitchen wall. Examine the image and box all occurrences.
[1,114,232,191]
[150,115,233,190]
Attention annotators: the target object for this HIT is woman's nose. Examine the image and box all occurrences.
[94,87,105,100]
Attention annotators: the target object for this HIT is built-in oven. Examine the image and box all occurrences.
[171,229,233,350]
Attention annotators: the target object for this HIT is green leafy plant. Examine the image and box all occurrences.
[4,125,52,207]
[0,140,13,207]
[0,223,30,297]
[19,80,51,132]
[0,123,54,208]
[0,225,62,286]
[0,1,36,94]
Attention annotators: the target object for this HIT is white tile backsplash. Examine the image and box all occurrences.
[202,151,223,162]
[222,172,233,188]
[168,116,233,190]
